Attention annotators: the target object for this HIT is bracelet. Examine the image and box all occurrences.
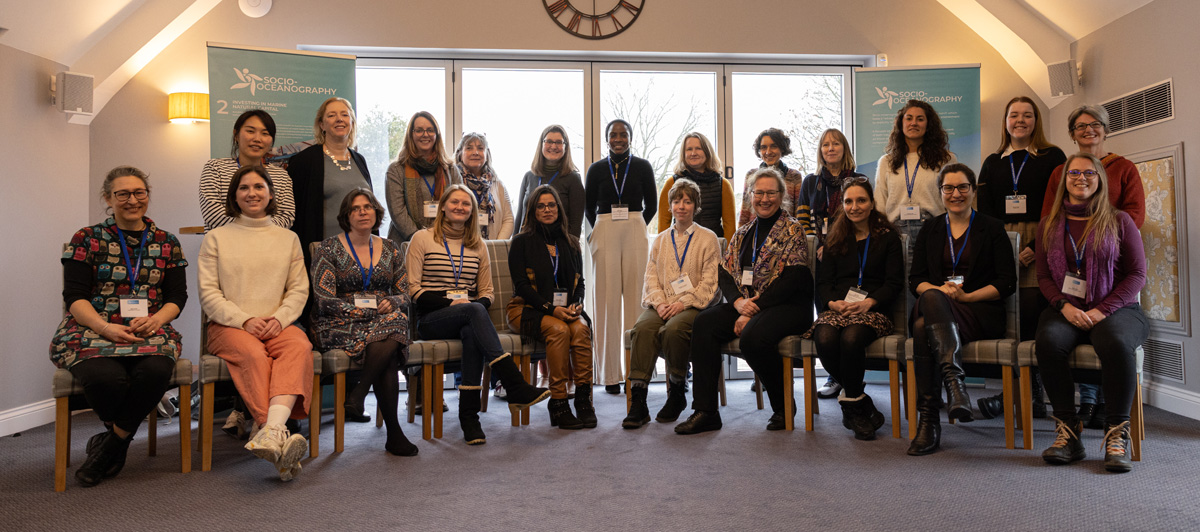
[101,323,111,334]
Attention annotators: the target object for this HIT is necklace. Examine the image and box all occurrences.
[323,146,352,171]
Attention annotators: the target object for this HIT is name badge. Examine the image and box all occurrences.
[423,201,438,218]
[477,213,488,226]
[1005,195,1027,214]
[119,296,149,318]
[354,294,378,309]
[844,287,869,303]
[611,204,629,220]
[552,291,568,307]
[946,275,965,286]
[741,269,754,286]
[900,203,921,220]
[670,273,694,295]
[1062,273,1088,298]
[446,290,469,301]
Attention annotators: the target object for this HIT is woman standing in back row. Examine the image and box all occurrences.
[385,111,462,243]
[514,125,585,239]
[874,100,956,250]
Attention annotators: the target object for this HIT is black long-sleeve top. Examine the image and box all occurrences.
[909,212,1016,336]
[584,152,657,226]
[976,146,1065,250]
[715,209,812,309]
[815,229,904,312]
[508,229,586,314]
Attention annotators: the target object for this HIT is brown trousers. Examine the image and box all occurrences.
[506,298,593,400]
[207,323,313,425]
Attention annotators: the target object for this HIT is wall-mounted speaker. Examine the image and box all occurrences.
[51,72,94,115]
[1047,59,1077,97]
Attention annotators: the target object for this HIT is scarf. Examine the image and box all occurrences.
[818,168,849,217]
[680,168,721,184]
[1046,200,1119,306]
[761,161,791,177]
[404,157,447,230]
[722,209,807,297]
[517,225,588,344]
[458,164,495,238]
[440,221,465,241]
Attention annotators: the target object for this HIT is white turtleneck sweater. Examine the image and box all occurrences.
[198,215,309,330]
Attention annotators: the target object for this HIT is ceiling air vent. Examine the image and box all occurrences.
[1101,79,1173,136]
[1144,337,1184,383]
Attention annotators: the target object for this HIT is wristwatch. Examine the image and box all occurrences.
[1054,299,1068,311]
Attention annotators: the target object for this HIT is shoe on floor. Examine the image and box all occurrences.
[675,410,722,435]
[276,433,308,481]
[766,411,788,431]
[976,393,1004,420]
[222,409,249,439]
[604,383,622,395]
[816,377,842,399]
[1042,417,1086,465]
[1103,421,1133,473]
[245,424,287,465]
[493,384,507,399]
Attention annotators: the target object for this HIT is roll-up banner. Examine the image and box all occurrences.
[854,65,980,179]
[206,42,356,160]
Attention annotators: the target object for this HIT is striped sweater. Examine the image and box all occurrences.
[405,228,494,315]
[198,158,296,230]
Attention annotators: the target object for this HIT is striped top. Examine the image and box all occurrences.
[198,158,296,230]
[405,228,494,312]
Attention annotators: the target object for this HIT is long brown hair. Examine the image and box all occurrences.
[530,124,577,177]
[517,185,579,250]
[993,96,1056,155]
[1041,152,1121,246]
[824,179,896,257]
[885,100,951,173]
[396,111,451,168]
[431,184,483,249]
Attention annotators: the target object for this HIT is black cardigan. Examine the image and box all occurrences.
[909,211,1017,334]
[976,147,1065,250]
[816,228,904,313]
[508,231,586,312]
[287,143,372,262]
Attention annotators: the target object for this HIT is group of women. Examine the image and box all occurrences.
[51,94,1150,489]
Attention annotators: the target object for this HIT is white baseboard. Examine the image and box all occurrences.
[1145,380,1200,421]
[0,398,56,437]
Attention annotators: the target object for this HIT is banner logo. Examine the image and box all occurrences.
[229,67,338,96]
[873,87,900,109]
[873,86,964,109]
[231,68,264,95]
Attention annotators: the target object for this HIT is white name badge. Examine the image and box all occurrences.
[670,273,694,295]
[446,290,469,301]
[477,213,488,226]
[119,296,149,318]
[354,294,378,309]
[946,275,965,286]
[610,204,629,220]
[741,269,754,286]
[1005,195,1027,214]
[1062,273,1088,298]
[552,291,568,307]
[900,203,921,221]
[423,201,438,218]
[844,287,869,303]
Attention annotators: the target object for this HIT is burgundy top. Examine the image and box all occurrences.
[1036,213,1145,315]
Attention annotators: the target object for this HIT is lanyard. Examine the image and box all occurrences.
[442,238,465,288]
[116,226,147,293]
[750,218,770,265]
[1067,231,1086,275]
[1009,151,1029,193]
[857,234,871,288]
[539,170,560,187]
[345,233,375,290]
[671,228,695,270]
[903,157,921,199]
[946,211,975,276]
[421,173,437,198]
[549,243,561,288]
[608,155,632,201]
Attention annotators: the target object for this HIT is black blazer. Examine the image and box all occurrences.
[909,211,1016,335]
[287,143,372,261]
[816,228,904,313]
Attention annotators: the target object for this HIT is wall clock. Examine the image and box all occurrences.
[543,1,645,40]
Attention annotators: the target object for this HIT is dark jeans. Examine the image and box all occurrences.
[690,302,812,414]
[68,355,175,434]
[416,303,505,390]
[1035,304,1148,425]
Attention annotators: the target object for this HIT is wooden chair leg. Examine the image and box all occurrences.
[718,362,727,407]
[481,365,490,413]
[376,405,383,428]
[54,397,69,492]
[421,365,432,441]
[310,374,321,458]
[889,360,902,439]
[406,372,416,424]
[201,382,214,472]
[1131,374,1143,461]
[65,402,72,467]
[433,364,444,439]
[1002,368,1015,450]
[782,357,795,431]
[754,375,764,410]
[521,355,531,425]
[1019,366,1034,450]
[624,346,632,413]
[906,360,917,440]
[148,407,157,457]
[178,383,192,474]
[335,372,346,453]
[802,357,816,432]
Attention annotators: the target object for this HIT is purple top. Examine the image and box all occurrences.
[1036,211,1145,315]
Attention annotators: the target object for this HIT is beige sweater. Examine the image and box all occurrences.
[198,215,309,329]
[642,223,721,310]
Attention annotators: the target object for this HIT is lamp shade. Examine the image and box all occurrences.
[168,92,209,123]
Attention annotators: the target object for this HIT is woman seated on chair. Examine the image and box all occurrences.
[198,165,314,481]
[675,167,814,435]
[51,166,188,487]
[803,177,903,441]
[626,178,720,429]
[309,188,418,456]
[406,185,550,445]
[506,185,595,430]
[1035,152,1147,473]
[906,163,1016,456]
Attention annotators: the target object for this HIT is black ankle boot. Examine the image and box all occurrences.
[344,395,372,423]
[927,323,973,422]
[489,354,550,412]
[976,393,1004,420]
[907,354,942,455]
[458,390,486,446]
[623,384,651,429]
[1043,416,1085,464]
[76,430,132,487]
[548,398,583,430]
[840,394,885,441]
[1030,371,1048,418]
[655,380,688,422]
[85,429,129,478]
[573,383,597,428]
[1103,421,1133,473]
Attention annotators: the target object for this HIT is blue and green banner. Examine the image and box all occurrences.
[207,43,356,160]
[854,65,980,178]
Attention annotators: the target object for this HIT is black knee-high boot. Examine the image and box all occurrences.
[907,352,942,456]
[927,322,973,422]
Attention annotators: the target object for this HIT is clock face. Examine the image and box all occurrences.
[544,1,645,40]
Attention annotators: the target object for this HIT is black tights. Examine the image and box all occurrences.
[69,356,175,435]
[350,339,403,434]
[812,324,878,398]
[911,290,959,354]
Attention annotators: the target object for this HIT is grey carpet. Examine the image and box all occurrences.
[3,382,1199,531]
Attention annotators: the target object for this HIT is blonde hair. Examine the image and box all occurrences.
[432,184,483,249]
[672,132,723,175]
[1041,152,1121,246]
[312,97,357,148]
[815,128,856,175]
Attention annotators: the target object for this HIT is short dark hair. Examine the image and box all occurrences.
[336,187,384,232]
[230,109,277,159]
[753,128,793,158]
[605,119,632,139]
[937,163,977,188]
[224,165,279,217]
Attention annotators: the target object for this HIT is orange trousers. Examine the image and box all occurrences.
[207,323,313,425]
[507,298,593,400]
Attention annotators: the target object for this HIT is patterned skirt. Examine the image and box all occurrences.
[802,309,893,339]
[49,315,181,370]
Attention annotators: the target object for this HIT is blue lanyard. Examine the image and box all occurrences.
[1067,231,1086,275]
[442,238,465,288]
[751,218,769,265]
[421,173,437,198]
[1009,151,1029,194]
[116,226,147,293]
[903,157,921,199]
[549,243,561,288]
[345,233,375,291]
[539,171,560,187]
[608,155,632,201]
[671,228,695,270]
[946,211,975,276]
[857,234,871,288]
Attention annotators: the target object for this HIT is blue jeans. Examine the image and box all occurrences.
[1078,383,1104,404]
[416,303,505,390]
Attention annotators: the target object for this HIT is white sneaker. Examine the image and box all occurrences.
[245,424,286,464]
[222,410,249,439]
[493,384,507,399]
[276,433,309,481]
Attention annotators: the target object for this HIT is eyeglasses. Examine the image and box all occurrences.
[350,205,377,214]
[535,202,558,211]
[940,184,973,194]
[412,127,436,136]
[542,139,564,146]
[1065,170,1100,180]
[751,190,780,199]
[112,189,149,202]
[1070,121,1104,133]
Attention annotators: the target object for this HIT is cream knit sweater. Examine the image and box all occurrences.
[198,215,309,329]
[874,151,957,222]
[641,223,721,310]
